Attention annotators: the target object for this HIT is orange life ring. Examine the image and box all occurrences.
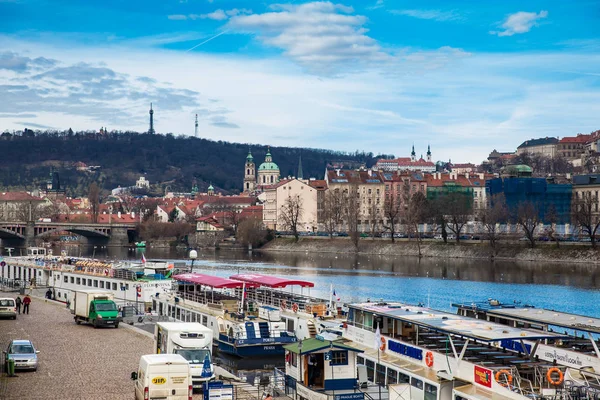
[547,368,564,386]
[425,351,434,367]
[305,305,312,313]
[292,303,299,313]
[495,369,513,387]
[280,300,287,309]
[379,337,386,351]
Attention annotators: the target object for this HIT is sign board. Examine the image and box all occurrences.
[474,365,492,388]
[203,381,233,400]
[334,393,365,400]
[200,355,212,378]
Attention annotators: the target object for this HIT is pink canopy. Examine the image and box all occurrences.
[174,273,255,289]
[229,273,315,288]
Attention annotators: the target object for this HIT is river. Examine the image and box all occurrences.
[45,244,600,318]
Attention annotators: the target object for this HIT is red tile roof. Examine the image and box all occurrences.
[0,192,44,202]
[559,134,591,144]
[308,180,328,190]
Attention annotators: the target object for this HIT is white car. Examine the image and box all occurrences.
[0,298,17,319]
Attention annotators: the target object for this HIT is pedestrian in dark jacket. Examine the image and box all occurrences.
[23,294,31,314]
[15,296,22,314]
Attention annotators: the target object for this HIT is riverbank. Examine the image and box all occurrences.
[260,237,600,264]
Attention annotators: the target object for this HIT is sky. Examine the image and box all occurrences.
[0,0,599,163]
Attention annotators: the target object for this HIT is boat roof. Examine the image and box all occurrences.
[174,273,255,289]
[284,338,362,355]
[229,273,315,288]
[486,308,600,334]
[349,302,566,342]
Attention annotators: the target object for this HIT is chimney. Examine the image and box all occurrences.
[465,172,469,179]
[131,211,135,219]
[117,211,121,219]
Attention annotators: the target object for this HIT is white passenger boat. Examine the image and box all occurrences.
[0,247,173,308]
[341,300,592,400]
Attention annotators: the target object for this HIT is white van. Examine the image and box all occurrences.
[132,354,192,400]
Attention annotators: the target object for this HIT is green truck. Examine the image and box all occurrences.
[70,289,121,328]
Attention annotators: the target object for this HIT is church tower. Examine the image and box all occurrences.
[243,150,256,193]
[411,144,416,162]
[257,147,280,186]
[427,144,432,162]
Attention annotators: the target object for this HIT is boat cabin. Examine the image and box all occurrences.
[26,247,46,256]
[283,337,368,400]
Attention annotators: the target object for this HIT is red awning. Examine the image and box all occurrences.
[229,273,315,288]
[174,273,252,289]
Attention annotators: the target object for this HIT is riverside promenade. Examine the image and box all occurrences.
[0,291,153,399]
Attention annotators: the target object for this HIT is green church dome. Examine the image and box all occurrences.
[258,162,279,171]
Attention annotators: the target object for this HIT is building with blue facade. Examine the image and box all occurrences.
[486,178,572,224]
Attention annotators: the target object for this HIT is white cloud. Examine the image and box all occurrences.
[491,10,548,37]
[227,2,388,73]
[172,8,253,21]
[390,9,462,22]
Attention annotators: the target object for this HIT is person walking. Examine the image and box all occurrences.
[15,296,22,314]
[22,294,31,314]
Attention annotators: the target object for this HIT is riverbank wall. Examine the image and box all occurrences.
[260,238,600,264]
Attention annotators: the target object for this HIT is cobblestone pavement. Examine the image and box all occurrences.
[0,291,153,400]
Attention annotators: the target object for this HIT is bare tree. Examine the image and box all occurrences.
[367,192,380,239]
[280,194,303,242]
[544,204,560,248]
[516,201,541,248]
[445,192,472,243]
[323,189,344,238]
[478,194,509,253]
[237,217,268,248]
[572,192,600,247]
[382,190,402,243]
[345,184,361,248]
[406,192,428,256]
[88,182,100,223]
[15,202,42,222]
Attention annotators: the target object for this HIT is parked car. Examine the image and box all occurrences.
[433,234,443,240]
[0,298,17,319]
[5,339,39,371]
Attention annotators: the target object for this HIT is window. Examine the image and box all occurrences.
[411,377,423,390]
[93,280,98,287]
[125,284,129,290]
[202,316,208,325]
[387,368,398,385]
[112,283,117,290]
[425,383,438,400]
[70,277,74,284]
[88,279,92,287]
[365,359,375,381]
[64,276,68,283]
[100,281,104,289]
[376,363,386,385]
[291,352,298,367]
[76,277,81,285]
[330,351,348,365]
[398,372,410,384]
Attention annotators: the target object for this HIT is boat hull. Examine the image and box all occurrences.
[216,333,295,357]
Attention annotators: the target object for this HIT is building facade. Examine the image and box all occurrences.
[261,179,319,232]
[242,148,280,192]
[516,137,559,157]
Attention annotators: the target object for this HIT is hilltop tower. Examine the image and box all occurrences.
[427,144,432,162]
[243,150,256,193]
[194,114,198,138]
[148,103,155,134]
[297,154,304,180]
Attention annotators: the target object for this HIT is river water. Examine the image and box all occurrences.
[52,245,600,318]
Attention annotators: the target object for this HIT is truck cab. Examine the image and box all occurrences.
[155,322,215,390]
[71,290,120,328]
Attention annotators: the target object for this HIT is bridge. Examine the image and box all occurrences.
[0,221,137,247]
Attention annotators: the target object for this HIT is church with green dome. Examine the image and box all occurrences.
[243,147,280,192]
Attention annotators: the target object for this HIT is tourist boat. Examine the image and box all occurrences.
[453,300,600,377]
[0,247,175,309]
[135,241,146,248]
[152,273,298,357]
[338,300,594,400]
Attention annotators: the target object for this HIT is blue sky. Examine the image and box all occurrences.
[1,0,599,163]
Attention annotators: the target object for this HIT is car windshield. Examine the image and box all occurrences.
[0,299,15,306]
[95,302,116,311]
[174,349,211,365]
[11,344,35,354]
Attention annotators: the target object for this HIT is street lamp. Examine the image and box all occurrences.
[189,249,197,270]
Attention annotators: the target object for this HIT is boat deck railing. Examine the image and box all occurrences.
[243,288,337,317]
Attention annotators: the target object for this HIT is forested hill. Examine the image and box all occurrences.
[0,130,383,196]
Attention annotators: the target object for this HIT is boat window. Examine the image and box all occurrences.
[357,356,365,365]
[398,371,410,384]
[93,280,98,288]
[202,316,208,325]
[348,308,354,323]
[376,363,386,385]
[387,368,398,385]
[88,279,92,287]
[100,281,104,289]
[410,377,423,390]
[364,313,373,329]
[365,359,375,382]
[76,278,81,285]
[112,283,117,290]
[64,276,68,283]
[291,353,298,367]
[70,277,74,284]
[424,383,438,400]
[330,351,348,366]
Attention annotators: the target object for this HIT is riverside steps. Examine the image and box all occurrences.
[0,291,288,400]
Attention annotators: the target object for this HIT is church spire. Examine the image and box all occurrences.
[411,144,416,162]
[297,154,303,180]
[427,144,431,162]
